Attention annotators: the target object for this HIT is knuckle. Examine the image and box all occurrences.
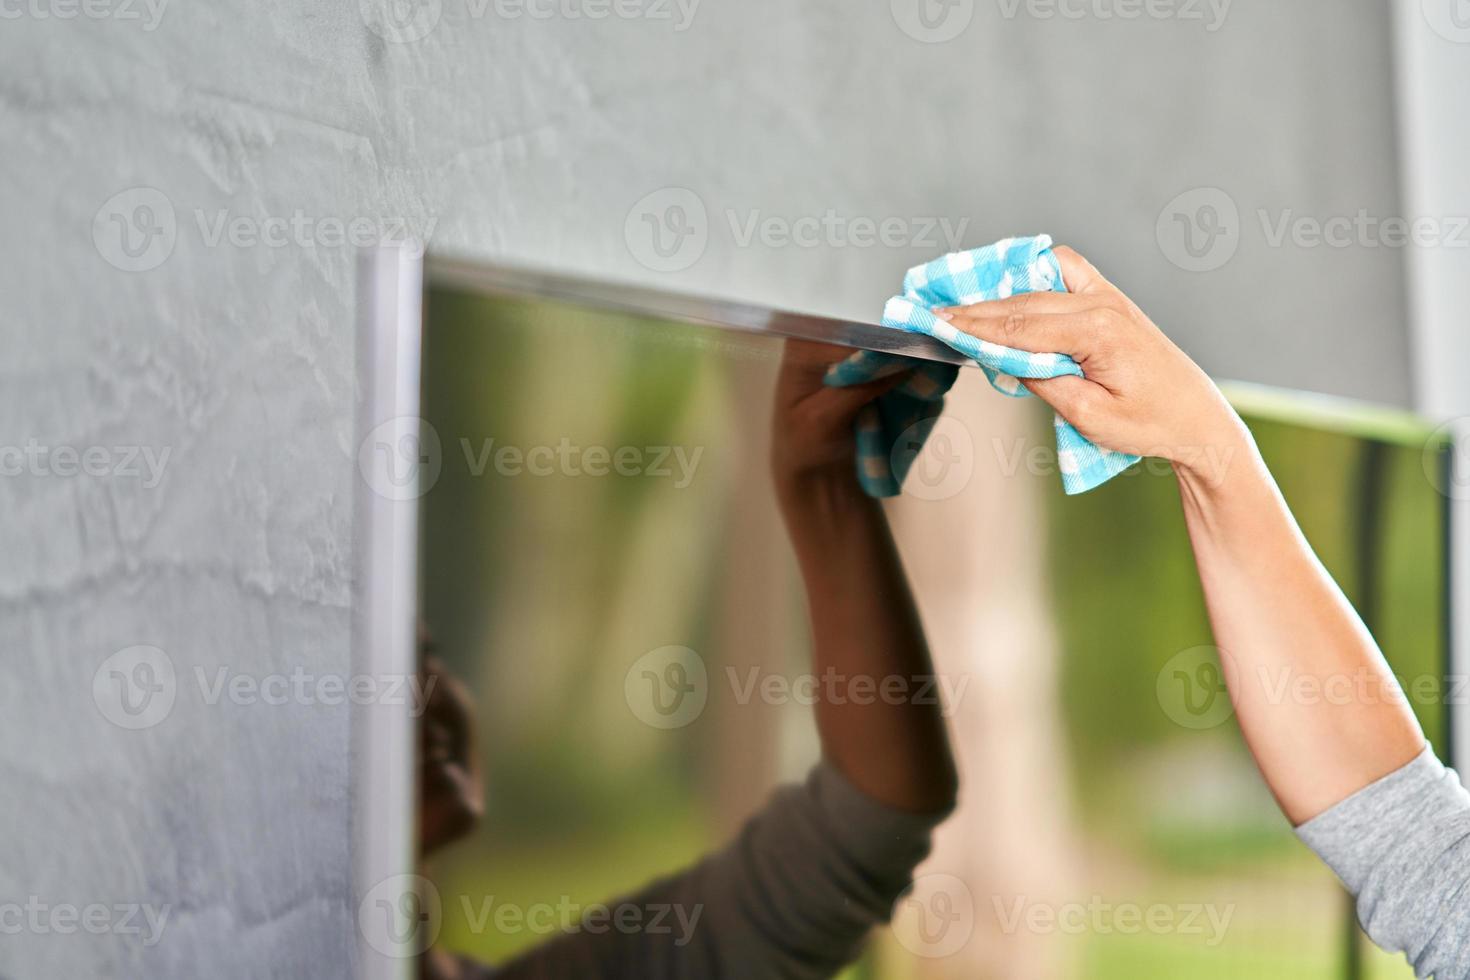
[1001,311,1027,340]
[1093,307,1128,335]
[1070,388,1099,418]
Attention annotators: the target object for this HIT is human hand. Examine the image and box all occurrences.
[769,339,910,497]
[933,247,1249,485]
[417,640,484,858]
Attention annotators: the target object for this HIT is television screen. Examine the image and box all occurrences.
[414,277,1451,980]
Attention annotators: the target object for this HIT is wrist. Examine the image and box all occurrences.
[1169,404,1255,491]
[1172,417,1272,526]
[774,465,881,537]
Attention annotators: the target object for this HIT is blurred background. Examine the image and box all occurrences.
[4,0,1468,976]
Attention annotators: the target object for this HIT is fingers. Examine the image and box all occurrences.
[808,370,911,427]
[937,291,1090,319]
[775,340,852,407]
[1021,374,1109,424]
[937,302,1109,358]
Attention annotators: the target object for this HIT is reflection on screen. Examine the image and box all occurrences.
[418,283,1447,979]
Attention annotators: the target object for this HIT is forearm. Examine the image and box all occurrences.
[776,473,958,814]
[1173,427,1425,825]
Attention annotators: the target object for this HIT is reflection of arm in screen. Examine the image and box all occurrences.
[492,762,946,978]
[489,339,960,978]
[767,339,960,816]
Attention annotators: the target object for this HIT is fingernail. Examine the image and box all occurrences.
[932,308,955,322]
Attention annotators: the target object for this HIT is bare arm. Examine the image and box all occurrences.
[936,247,1424,825]
[1171,431,1425,823]
[769,340,959,815]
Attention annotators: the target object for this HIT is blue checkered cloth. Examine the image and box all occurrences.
[825,234,1140,496]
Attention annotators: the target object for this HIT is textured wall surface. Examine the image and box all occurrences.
[1,1,1411,976]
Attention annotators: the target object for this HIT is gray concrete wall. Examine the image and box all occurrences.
[0,1,1415,976]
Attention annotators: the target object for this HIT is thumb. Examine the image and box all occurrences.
[1020,375,1109,429]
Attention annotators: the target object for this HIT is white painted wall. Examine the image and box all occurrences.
[0,0,1420,975]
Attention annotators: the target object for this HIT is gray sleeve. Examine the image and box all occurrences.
[494,761,949,979]
[1295,746,1470,979]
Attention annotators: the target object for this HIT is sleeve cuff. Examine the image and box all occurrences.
[806,761,952,884]
[1294,745,1456,888]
